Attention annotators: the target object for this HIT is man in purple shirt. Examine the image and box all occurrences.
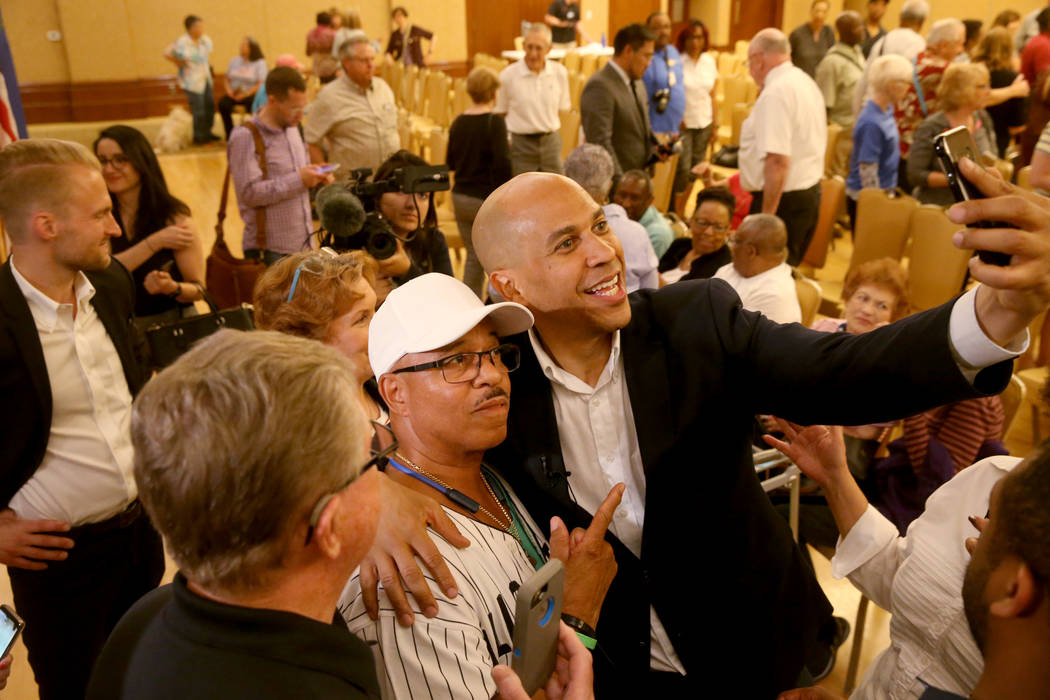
[229,67,334,265]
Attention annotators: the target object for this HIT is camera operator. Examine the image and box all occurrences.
[315,150,452,302]
[373,150,453,281]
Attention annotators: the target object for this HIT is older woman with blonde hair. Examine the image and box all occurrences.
[253,249,386,421]
[908,62,996,206]
[447,65,512,297]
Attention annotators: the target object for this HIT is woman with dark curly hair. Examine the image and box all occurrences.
[93,124,205,324]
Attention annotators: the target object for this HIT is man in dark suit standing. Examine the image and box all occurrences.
[0,139,164,699]
[463,167,1050,696]
[580,24,658,176]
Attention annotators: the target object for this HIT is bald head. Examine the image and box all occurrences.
[473,172,597,272]
[739,214,787,255]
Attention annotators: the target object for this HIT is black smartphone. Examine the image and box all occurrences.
[510,560,564,695]
[0,605,24,659]
[932,125,1011,266]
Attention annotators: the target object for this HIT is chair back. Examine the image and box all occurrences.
[793,271,822,326]
[597,54,609,70]
[514,36,524,51]
[729,102,750,148]
[1001,374,1027,438]
[559,109,581,160]
[651,152,679,211]
[849,189,918,273]
[428,127,449,165]
[401,65,419,112]
[906,204,972,311]
[563,50,581,73]
[580,53,599,77]
[719,75,748,126]
[569,71,585,112]
[451,77,470,118]
[803,176,845,269]
[425,70,451,126]
[825,122,843,176]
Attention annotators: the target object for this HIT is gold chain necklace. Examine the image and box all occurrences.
[394,452,520,540]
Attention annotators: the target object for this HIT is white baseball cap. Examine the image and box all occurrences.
[369,273,534,377]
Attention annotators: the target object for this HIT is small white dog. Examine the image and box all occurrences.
[154,106,193,153]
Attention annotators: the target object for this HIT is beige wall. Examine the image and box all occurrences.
[11,0,1047,86]
[8,0,468,86]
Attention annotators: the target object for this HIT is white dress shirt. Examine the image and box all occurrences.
[681,52,717,129]
[739,62,827,193]
[497,59,570,135]
[524,285,1024,678]
[527,329,686,674]
[603,203,659,292]
[9,261,137,526]
[832,455,1020,700]
[713,261,802,324]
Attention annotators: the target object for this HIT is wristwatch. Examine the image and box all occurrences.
[167,283,182,299]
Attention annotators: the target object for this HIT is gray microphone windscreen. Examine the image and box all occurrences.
[316,184,367,240]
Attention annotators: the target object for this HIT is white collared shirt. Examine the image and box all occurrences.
[497,59,570,135]
[739,62,827,193]
[713,261,802,324]
[527,329,686,675]
[9,260,137,526]
[524,286,1023,678]
[832,455,1019,699]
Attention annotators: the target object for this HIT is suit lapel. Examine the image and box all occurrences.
[86,264,142,395]
[620,315,675,475]
[0,262,53,420]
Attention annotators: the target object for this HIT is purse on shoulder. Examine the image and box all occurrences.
[144,285,255,369]
[205,122,269,308]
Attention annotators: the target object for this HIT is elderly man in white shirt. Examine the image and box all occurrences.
[497,23,570,175]
[713,213,801,324]
[739,28,826,267]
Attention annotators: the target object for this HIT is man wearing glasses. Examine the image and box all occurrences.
[306,36,400,179]
[89,330,388,698]
[230,66,335,266]
[340,273,618,699]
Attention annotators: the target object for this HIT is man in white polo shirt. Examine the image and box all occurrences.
[497,23,570,175]
[739,28,827,266]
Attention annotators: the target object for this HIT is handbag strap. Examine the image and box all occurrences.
[192,281,221,313]
[215,164,231,245]
[242,121,269,251]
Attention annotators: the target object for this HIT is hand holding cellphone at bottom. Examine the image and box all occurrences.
[493,621,594,700]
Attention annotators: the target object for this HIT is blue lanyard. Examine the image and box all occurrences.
[386,458,482,513]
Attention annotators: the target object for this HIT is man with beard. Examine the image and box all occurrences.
[0,139,164,698]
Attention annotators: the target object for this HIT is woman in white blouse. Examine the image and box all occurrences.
[673,19,719,215]
[765,419,1020,700]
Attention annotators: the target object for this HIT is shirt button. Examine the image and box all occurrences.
[591,398,600,406]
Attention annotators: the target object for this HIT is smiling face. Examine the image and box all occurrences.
[50,167,123,272]
[491,176,629,338]
[648,14,672,49]
[689,200,732,255]
[324,277,377,381]
[386,320,512,454]
[843,283,897,334]
[95,137,141,199]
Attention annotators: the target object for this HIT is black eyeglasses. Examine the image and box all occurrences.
[97,154,131,169]
[392,343,520,384]
[690,218,729,234]
[305,421,397,544]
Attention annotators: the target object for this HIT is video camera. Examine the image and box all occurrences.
[316,164,451,260]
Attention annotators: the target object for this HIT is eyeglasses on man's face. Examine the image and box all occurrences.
[305,421,397,544]
[392,343,521,384]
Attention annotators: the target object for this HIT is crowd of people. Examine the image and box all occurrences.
[4,3,1050,700]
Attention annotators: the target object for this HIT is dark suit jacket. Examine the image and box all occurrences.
[487,279,1011,698]
[580,63,655,175]
[0,259,144,508]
